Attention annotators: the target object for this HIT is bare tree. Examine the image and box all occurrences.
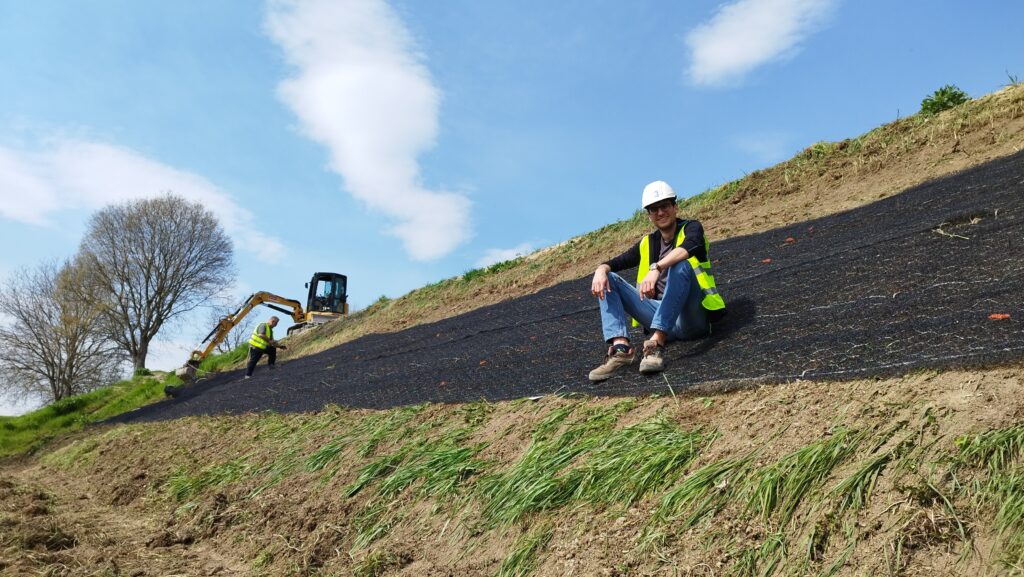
[0,261,125,404]
[78,194,235,371]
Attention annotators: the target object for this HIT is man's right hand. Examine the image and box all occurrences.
[591,267,610,300]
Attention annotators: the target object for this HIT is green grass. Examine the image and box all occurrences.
[729,532,786,577]
[463,256,525,283]
[498,523,554,577]
[741,427,864,525]
[374,432,487,500]
[0,374,171,457]
[166,457,252,502]
[652,455,755,531]
[989,473,1024,567]
[955,425,1024,567]
[477,403,628,524]
[353,501,402,550]
[352,549,402,577]
[304,405,431,483]
[832,434,913,513]
[356,404,428,457]
[196,343,249,374]
[955,424,1024,476]
[569,416,712,506]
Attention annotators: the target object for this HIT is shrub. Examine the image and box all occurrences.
[920,84,970,115]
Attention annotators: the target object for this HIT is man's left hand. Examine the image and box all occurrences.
[639,270,659,300]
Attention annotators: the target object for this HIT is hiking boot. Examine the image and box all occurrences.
[588,344,635,382]
[639,339,666,375]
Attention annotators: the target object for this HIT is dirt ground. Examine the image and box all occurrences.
[2,87,1024,576]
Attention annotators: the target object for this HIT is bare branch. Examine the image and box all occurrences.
[0,261,126,403]
[77,194,236,370]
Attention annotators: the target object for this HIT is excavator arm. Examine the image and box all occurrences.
[174,292,304,383]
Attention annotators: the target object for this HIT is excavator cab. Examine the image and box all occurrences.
[304,272,348,323]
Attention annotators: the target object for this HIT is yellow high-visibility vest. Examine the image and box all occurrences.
[633,222,726,326]
[249,323,273,350]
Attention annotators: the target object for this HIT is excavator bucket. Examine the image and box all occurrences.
[175,361,199,383]
[166,358,200,397]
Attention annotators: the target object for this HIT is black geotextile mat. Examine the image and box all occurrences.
[110,151,1024,423]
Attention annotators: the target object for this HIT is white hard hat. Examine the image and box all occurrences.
[641,180,676,209]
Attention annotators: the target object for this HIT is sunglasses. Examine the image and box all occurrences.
[646,200,676,213]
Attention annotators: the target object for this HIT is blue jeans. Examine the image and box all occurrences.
[598,264,709,344]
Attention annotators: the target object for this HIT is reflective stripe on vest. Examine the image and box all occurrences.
[249,323,273,350]
[633,223,726,326]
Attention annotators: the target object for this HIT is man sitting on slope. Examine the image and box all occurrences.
[589,180,726,381]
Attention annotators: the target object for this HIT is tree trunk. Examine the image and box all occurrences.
[133,340,148,372]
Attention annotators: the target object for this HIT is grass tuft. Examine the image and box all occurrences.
[729,532,786,577]
[478,403,628,524]
[571,416,713,506]
[498,522,554,577]
[741,427,864,525]
[832,434,914,513]
[652,455,754,531]
[954,424,1024,568]
[166,457,251,502]
[955,424,1024,475]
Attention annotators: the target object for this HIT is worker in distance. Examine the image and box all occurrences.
[245,315,287,379]
[589,180,726,381]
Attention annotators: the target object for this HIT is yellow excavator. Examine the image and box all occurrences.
[171,272,348,386]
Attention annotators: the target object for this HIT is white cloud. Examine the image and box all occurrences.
[0,147,60,224]
[0,140,286,263]
[265,0,471,261]
[147,337,198,372]
[0,394,42,417]
[475,243,534,268]
[686,0,837,87]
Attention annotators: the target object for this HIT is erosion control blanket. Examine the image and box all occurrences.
[113,152,1024,422]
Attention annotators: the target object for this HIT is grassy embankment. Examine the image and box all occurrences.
[0,374,174,457]
[0,344,254,457]
[20,369,1024,576]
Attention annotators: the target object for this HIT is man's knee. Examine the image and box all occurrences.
[666,260,690,277]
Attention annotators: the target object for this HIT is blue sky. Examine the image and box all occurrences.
[1,0,1022,413]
